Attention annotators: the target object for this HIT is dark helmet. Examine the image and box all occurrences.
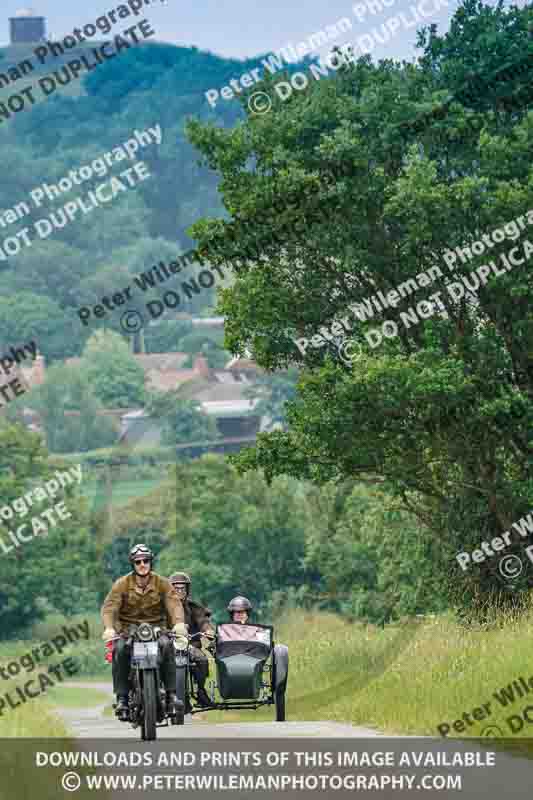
[169,572,191,595]
[227,596,252,615]
[129,543,153,565]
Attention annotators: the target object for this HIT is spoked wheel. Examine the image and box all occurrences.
[272,644,288,722]
[141,670,158,740]
[176,666,187,706]
[175,666,188,724]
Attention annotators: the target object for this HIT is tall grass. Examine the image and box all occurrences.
[5,603,533,749]
[0,695,69,738]
[205,604,533,745]
[0,613,108,679]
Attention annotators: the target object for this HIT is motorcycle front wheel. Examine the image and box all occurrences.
[141,670,158,740]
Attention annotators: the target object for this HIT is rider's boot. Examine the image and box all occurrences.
[192,659,211,707]
[115,694,130,721]
[196,685,211,707]
[166,690,183,716]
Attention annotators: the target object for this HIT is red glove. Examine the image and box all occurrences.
[104,639,113,664]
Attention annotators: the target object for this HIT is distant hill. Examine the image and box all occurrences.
[0,40,310,362]
[0,38,274,103]
[0,41,115,102]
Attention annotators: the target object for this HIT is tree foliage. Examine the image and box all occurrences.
[27,363,118,453]
[186,0,533,611]
[0,41,250,361]
[116,455,312,619]
[145,390,219,445]
[81,331,146,408]
[244,368,299,429]
[0,422,98,636]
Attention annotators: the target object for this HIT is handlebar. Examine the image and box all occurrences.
[104,627,174,643]
[104,628,215,643]
[189,631,215,641]
[174,631,215,645]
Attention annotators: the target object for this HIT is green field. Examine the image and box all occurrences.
[82,477,162,512]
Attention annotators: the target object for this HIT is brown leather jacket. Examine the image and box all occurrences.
[101,572,184,633]
[173,597,214,648]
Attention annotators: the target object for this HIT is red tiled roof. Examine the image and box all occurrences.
[21,350,264,399]
[65,353,189,370]
[146,370,200,391]
[134,353,189,370]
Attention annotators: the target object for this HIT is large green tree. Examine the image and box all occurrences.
[111,455,312,619]
[146,390,219,446]
[0,422,98,637]
[304,481,450,623]
[81,330,146,408]
[25,363,118,453]
[0,292,72,361]
[186,0,533,611]
[178,331,231,368]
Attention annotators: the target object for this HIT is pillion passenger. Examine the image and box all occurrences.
[169,571,214,707]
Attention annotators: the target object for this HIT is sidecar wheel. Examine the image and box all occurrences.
[275,687,286,722]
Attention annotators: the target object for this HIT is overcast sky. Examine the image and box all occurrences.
[0,0,526,65]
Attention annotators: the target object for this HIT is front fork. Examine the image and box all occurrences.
[129,666,165,726]
[175,649,191,710]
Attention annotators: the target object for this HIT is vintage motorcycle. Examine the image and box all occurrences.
[109,622,184,740]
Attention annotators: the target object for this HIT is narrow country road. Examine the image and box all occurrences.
[52,682,533,798]
[57,681,385,738]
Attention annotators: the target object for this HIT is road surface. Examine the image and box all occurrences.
[50,682,533,798]
[57,681,385,738]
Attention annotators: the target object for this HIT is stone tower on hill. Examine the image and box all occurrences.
[9,8,46,44]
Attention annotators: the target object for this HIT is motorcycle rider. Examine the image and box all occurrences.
[101,543,187,720]
[169,571,214,707]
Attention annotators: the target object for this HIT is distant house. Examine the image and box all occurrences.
[17,350,269,457]
[119,355,265,453]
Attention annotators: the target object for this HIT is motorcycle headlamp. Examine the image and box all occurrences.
[137,623,153,641]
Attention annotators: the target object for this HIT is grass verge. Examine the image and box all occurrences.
[45,686,110,707]
[200,604,533,751]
